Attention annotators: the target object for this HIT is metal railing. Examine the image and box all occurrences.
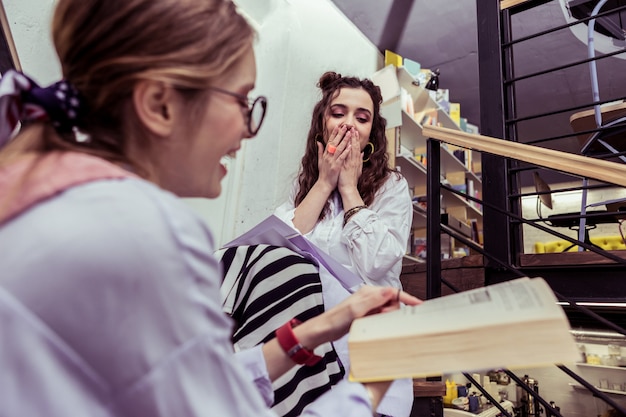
[423,125,626,416]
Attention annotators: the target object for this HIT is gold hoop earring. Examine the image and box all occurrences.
[362,142,374,163]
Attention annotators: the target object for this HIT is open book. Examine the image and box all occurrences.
[348,277,579,382]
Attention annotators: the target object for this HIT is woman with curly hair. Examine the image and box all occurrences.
[274,71,414,417]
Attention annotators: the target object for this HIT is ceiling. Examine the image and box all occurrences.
[331,0,480,130]
[331,0,626,162]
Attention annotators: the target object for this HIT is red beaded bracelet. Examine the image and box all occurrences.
[275,318,322,366]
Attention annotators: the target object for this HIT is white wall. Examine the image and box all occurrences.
[3,0,60,84]
[2,0,383,247]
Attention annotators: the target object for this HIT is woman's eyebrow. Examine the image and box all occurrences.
[330,103,372,115]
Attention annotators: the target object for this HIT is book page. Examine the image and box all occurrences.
[350,277,563,341]
[348,277,579,381]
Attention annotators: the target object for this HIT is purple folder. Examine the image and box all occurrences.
[223,215,363,292]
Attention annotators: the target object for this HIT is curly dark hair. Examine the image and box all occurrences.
[294,71,397,220]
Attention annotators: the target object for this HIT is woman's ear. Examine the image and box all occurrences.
[133,80,178,137]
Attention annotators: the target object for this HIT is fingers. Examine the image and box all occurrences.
[381,287,421,307]
[322,130,351,164]
[343,131,361,166]
[318,285,422,344]
[361,286,422,315]
[321,126,366,193]
[317,131,344,189]
[317,141,324,162]
[326,125,352,156]
[342,285,421,318]
[398,289,422,305]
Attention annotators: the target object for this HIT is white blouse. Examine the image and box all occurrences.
[274,172,414,417]
[274,173,413,288]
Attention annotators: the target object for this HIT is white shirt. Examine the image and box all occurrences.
[274,173,413,288]
[274,173,414,417]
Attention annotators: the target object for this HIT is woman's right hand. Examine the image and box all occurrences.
[316,124,351,190]
[292,126,352,234]
[295,286,422,351]
[263,286,420,381]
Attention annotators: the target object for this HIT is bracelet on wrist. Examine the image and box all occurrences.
[343,204,367,226]
[275,318,322,366]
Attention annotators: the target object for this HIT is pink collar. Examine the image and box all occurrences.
[0,152,137,226]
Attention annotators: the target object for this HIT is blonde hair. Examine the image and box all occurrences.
[1,0,254,173]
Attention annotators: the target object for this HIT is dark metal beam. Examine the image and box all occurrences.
[426,138,442,299]
[477,0,515,277]
[0,18,16,73]
[379,0,415,52]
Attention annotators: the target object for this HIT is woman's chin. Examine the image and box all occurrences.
[197,162,227,198]
[205,175,223,198]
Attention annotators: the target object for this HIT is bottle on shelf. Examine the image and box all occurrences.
[468,392,479,413]
[606,343,623,367]
[424,68,440,91]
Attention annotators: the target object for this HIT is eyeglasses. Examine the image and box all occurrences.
[208,87,267,136]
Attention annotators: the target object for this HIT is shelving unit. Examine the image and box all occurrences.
[372,64,483,261]
[570,383,626,396]
[412,201,427,229]
[577,363,626,371]
[568,382,626,395]
[572,360,626,396]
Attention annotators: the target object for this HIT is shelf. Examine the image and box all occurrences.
[396,151,481,209]
[412,202,427,229]
[400,110,470,174]
[396,153,426,191]
[376,64,484,258]
[571,363,626,396]
[395,110,483,190]
[465,168,482,188]
[569,383,626,396]
[442,188,482,213]
[396,150,482,220]
[396,66,438,117]
[576,363,626,371]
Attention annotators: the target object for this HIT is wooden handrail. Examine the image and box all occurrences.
[500,0,531,10]
[422,125,626,188]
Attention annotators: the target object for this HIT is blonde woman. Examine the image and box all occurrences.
[0,1,419,416]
